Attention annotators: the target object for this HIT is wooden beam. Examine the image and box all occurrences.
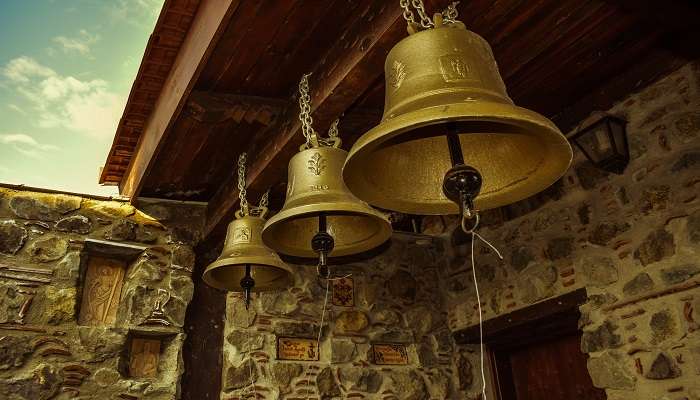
[453,288,588,348]
[119,0,241,199]
[185,91,290,125]
[203,2,409,239]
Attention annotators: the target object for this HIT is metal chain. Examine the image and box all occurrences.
[411,0,435,28]
[399,0,417,25]
[298,73,317,148]
[442,1,460,23]
[237,153,249,216]
[399,0,461,29]
[257,189,269,209]
[327,118,339,139]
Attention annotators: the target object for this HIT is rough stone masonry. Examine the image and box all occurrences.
[428,61,700,399]
[0,186,204,400]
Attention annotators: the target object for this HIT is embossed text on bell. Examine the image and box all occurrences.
[343,18,573,215]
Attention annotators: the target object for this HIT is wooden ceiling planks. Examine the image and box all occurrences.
[101,0,699,241]
[100,0,200,186]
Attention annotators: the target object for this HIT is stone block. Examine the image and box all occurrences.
[645,352,681,379]
[224,358,257,392]
[623,273,654,297]
[587,351,636,390]
[581,256,619,287]
[9,193,81,221]
[634,229,675,266]
[55,215,91,234]
[28,236,68,262]
[588,222,630,246]
[0,220,27,254]
[581,321,622,353]
[317,367,341,400]
[660,264,700,285]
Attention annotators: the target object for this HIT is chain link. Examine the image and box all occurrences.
[411,0,435,28]
[298,73,317,148]
[237,153,249,216]
[442,1,460,23]
[399,0,461,29]
[399,0,417,25]
[258,189,269,209]
[327,118,339,139]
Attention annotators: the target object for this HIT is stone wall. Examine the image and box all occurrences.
[220,233,477,400]
[0,186,204,400]
[437,62,700,398]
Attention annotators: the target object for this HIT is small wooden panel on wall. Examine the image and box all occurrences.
[129,337,161,378]
[277,337,319,361]
[371,343,409,365]
[332,276,354,307]
[78,256,126,326]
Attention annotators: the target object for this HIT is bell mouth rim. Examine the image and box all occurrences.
[343,101,573,215]
[262,202,392,258]
[203,258,292,292]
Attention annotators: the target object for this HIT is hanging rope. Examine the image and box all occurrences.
[237,153,249,216]
[464,215,503,400]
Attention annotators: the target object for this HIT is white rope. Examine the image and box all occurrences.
[469,229,503,400]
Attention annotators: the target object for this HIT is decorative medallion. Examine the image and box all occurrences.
[372,343,409,365]
[390,60,406,90]
[439,55,475,82]
[233,226,251,244]
[307,152,327,176]
[332,277,354,307]
[277,337,319,361]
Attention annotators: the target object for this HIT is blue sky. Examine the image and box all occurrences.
[0,0,162,195]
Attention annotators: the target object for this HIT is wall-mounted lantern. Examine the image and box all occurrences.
[567,113,629,174]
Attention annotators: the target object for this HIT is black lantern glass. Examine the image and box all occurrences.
[568,114,629,174]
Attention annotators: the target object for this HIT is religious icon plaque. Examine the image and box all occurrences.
[78,256,126,326]
[331,276,354,307]
[129,337,161,378]
[371,343,409,365]
[277,337,319,361]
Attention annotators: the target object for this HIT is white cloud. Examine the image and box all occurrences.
[52,30,100,57]
[3,57,55,83]
[0,133,59,159]
[108,0,163,23]
[7,104,26,114]
[2,57,125,138]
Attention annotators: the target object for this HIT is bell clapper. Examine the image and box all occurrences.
[441,122,483,233]
[240,263,255,310]
[311,212,335,279]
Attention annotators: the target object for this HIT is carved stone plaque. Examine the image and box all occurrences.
[332,277,354,307]
[372,343,409,365]
[78,256,126,326]
[129,337,161,378]
[277,337,319,361]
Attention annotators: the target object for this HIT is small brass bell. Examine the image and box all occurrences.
[203,210,292,292]
[203,154,292,309]
[262,144,392,259]
[262,74,392,267]
[343,17,572,215]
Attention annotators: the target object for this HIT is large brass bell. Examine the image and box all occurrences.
[343,20,572,215]
[262,143,392,259]
[203,210,292,292]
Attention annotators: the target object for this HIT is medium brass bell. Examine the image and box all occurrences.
[262,145,392,258]
[203,210,293,292]
[343,22,572,215]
